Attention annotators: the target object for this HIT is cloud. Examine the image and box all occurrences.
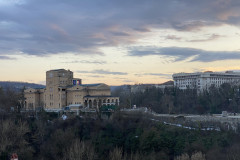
[188,34,223,42]
[0,56,16,60]
[164,35,182,41]
[1,0,240,56]
[77,69,128,75]
[112,77,134,83]
[88,75,104,78]
[0,0,240,56]
[144,73,172,77]
[129,46,240,62]
[135,73,172,79]
[123,80,134,83]
[63,60,106,64]
[110,31,130,36]
[171,20,215,31]
[133,27,151,32]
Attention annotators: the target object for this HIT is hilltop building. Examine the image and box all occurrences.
[24,69,119,111]
[173,71,240,91]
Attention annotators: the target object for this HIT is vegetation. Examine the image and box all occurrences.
[0,87,21,112]
[1,83,240,159]
[0,111,240,160]
[100,105,117,112]
[113,83,240,114]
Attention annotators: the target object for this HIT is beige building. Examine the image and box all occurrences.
[24,69,119,111]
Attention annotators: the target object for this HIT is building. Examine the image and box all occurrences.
[172,71,240,91]
[24,69,119,111]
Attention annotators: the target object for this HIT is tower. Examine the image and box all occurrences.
[45,69,74,109]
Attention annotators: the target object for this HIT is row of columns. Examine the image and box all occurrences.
[84,98,119,108]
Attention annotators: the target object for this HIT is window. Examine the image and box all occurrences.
[49,73,53,78]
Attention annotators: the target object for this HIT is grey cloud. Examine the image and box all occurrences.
[0,0,240,55]
[88,75,105,78]
[111,31,130,36]
[64,60,106,64]
[188,34,223,42]
[135,73,172,79]
[112,77,134,83]
[123,80,134,83]
[144,73,172,77]
[0,56,16,60]
[171,21,209,31]
[93,70,128,75]
[77,69,128,75]
[129,46,240,62]
[133,27,151,32]
[164,35,182,41]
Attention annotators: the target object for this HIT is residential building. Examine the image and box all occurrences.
[24,69,119,111]
[172,71,240,91]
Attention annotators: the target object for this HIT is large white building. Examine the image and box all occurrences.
[172,71,240,91]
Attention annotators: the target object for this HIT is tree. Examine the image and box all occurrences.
[0,119,33,159]
[109,147,124,160]
[64,140,95,160]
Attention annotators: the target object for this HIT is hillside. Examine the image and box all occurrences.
[0,81,45,91]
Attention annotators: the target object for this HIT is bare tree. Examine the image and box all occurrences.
[175,152,206,160]
[63,139,95,160]
[109,147,124,160]
[0,119,32,158]
[191,152,206,160]
[175,153,190,160]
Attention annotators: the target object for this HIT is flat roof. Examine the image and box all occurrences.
[48,69,66,71]
[81,83,103,87]
[84,95,118,98]
[67,83,104,88]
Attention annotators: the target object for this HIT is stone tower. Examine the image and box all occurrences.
[45,69,74,109]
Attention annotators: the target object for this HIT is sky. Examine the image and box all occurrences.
[1,0,240,85]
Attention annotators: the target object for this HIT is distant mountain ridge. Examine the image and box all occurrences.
[0,81,45,91]
[0,81,173,93]
[110,81,174,92]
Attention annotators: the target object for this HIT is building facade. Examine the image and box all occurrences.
[172,71,240,91]
[24,69,119,111]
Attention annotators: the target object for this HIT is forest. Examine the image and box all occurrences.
[1,84,240,159]
[1,110,240,160]
[114,83,240,114]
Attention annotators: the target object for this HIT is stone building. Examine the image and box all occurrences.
[24,69,119,111]
[173,71,240,91]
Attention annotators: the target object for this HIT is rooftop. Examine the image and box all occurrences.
[81,83,103,87]
[66,83,104,88]
[173,71,240,76]
[84,95,117,98]
[48,69,65,71]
